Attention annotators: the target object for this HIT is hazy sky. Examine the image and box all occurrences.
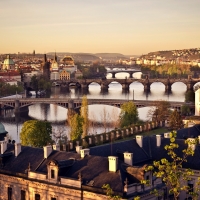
[0,0,200,55]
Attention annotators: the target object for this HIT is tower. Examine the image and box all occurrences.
[43,54,50,80]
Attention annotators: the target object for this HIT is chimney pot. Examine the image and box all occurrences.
[15,143,21,157]
[156,135,161,147]
[43,145,52,158]
[76,146,82,154]
[53,144,60,151]
[80,148,90,158]
[0,141,7,154]
[123,152,133,166]
[108,156,118,172]
[136,135,143,148]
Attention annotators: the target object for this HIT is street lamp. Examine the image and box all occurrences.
[133,89,134,101]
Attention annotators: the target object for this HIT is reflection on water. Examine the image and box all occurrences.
[1,72,187,142]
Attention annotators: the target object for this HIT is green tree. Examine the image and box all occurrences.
[102,184,121,200]
[81,95,89,138]
[20,120,52,147]
[185,90,195,102]
[69,113,84,140]
[143,131,199,200]
[181,104,191,116]
[119,101,138,128]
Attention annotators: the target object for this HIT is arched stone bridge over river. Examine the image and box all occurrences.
[54,75,200,92]
[0,98,194,114]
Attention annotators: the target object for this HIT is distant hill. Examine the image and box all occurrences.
[47,52,131,62]
[141,48,200,60]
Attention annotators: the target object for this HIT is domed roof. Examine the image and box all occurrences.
[0,122,8,134]
[62,56,74,62]
[3,55,15,65]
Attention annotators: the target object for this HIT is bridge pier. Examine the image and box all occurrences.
[129,72,133,78]
[112,73,116,78]
[101,84,109,92]
[81,83,89,91]
[122,83,129,91]
[14,100,20,114]
[165,83,172,92]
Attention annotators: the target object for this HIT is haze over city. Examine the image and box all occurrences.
[0,0,200,55]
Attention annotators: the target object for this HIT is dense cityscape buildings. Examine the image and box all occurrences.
[1,0,200,199]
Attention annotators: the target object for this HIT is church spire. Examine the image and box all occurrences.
[54,52,57,62]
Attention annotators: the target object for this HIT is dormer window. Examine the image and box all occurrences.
[51,169,55,179]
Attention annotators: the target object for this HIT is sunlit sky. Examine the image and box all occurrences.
[0,0,200,55]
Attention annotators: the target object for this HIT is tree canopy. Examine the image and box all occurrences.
[69,113,84,141]
[143,131,198,200]
[119,101,138,128]
[169,109,184,130]
[81,95,89,138]
[20,120,52,147]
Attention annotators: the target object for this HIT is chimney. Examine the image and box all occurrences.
[76,146,82,154]
[43,145,52,158]
[15,143,21,157]
[187,138,196,151]
[80,149,90,158]
[4,136,8,143]
[108,156,118,172]
[0,141,7,154]
[156,135,161,147]
[136,135,143,148]
[53,144,60,151]
[164,132,170,138]
[123,152,133,166]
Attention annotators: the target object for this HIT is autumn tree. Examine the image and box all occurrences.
[69,113,84,141]
[168,109,184,130]
[81,95,89,138]
[20,120,52,147]
[143,131,199,200]
[147,100,171,123]
[119,101,138,128]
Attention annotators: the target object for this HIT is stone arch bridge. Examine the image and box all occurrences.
[0,98,194,114]
[54,76,200,92]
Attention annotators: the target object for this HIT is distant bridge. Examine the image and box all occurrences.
[53,75,200,92]
[0,98,194,113]
[106,69,141,78]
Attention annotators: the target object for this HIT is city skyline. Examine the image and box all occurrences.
[0,0,200,55]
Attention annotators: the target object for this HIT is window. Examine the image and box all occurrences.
[8,187,12,200]
[35,194,40,200]
[51,169,55,179]
[21,190,26,200]
[188,183,193,193]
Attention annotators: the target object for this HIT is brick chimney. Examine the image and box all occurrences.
[80,149,90,158]
[43,145,52,158]
[15,143,21,157]
[108,156,118,172]
[136,135,143,148]
[123,152,133,166]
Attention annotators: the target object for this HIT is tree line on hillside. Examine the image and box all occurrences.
[141,64,199,78]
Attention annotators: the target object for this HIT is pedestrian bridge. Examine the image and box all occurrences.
[0,98,194,112]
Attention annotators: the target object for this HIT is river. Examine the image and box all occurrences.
[1,72,189,142]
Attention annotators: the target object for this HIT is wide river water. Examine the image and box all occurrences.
[1,72,192,142]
